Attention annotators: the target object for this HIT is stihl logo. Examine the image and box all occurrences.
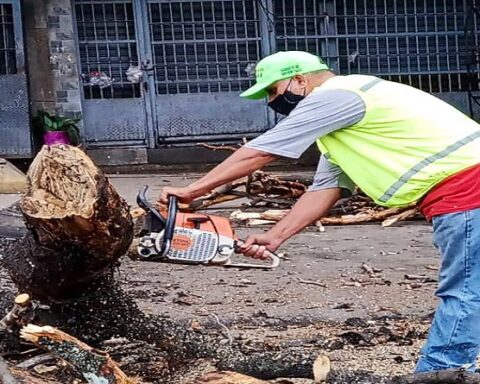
[171,234,193,251]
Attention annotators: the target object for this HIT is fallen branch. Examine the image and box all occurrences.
[232,206,417,226]
[297,277,327,288]
[195,371,272,383]
[16,354,56,369]
[0,355,18,384]
[382,207,419,227]
[20,324,137,384]
[391,369,480,384]
[197,143,241,152]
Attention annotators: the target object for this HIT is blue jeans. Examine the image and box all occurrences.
[416,208,480,372]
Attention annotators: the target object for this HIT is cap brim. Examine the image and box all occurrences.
[240,82,270,100]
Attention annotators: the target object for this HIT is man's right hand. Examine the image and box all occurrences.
[237,233,282,260]
[159,186,198,205]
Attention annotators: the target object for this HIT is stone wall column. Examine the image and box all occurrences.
[23,0,83,122]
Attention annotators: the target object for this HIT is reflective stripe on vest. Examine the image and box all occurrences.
[378,129,480,203]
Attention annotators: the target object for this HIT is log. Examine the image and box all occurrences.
[3,145,133,300]
[20,324,137,384]
[195,371,271,383]
[0,355,18,384]
[391,370,480,384]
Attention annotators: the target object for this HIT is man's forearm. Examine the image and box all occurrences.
[188,147,278,196]
[268,188,341,244]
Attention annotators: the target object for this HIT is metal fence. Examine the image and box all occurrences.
[0,0,30,158]
[73,0,480,147]
[75,0,141,99]
[148,0,261,94]
[0,3,16,75]
[275,0,477,93]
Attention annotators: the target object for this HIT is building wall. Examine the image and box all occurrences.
[23,0,82,121]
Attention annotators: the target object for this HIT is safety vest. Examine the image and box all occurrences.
[316,75,480,207]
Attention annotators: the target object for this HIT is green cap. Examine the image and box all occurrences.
[240,51,329,100]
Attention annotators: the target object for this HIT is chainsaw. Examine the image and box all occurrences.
[136,186,280,269]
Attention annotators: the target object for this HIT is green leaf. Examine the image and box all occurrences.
[45,116,54,128]
[67,125,81,146]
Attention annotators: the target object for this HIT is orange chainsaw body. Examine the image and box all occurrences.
[168,211,237,252]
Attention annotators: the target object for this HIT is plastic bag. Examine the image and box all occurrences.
[126,65,143,83]
[82,71,115,88]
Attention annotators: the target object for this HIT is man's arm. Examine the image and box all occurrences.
[160,147,278,203]
[239,187,341,258]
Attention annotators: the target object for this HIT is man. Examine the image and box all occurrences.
[160,51,480,373]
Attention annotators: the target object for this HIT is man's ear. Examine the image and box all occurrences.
[293,74,308,88]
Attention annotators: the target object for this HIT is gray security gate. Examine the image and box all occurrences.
[75,0,148,148]
[74,0,271,148]
[143,0,271,145]
[74,0,480,148]
[0,0,30,158]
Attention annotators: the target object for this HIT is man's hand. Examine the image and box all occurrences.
[237,188,342,260]
[159,186,198,204]
[159,147,277,205]
[237,233,282,260]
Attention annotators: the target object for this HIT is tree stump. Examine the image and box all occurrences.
[2,145,133,300]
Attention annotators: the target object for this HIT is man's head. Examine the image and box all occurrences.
[240,51,334,115]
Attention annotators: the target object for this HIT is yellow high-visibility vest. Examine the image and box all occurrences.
[316,75,480,207]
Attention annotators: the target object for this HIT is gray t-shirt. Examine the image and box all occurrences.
[244,87,366,193]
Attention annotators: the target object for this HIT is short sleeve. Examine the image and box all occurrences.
[244,88,365,159]
[308,155,355,196]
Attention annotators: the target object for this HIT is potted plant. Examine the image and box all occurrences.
[33,110,81,146]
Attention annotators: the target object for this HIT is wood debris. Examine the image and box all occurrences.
[392,369,480,384]
[20,324,137,384]
[230,203,420,228]
[0,355,18,384]
[297,277,327,288]
[0,294,32,332]
[130,141,424,227]
[313,355,331,383]
[194,371,271,383]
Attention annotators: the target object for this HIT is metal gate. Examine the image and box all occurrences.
[0,0,30,158]
[74,0,271,148]
[75,0,148,148]
[74,0,479,148]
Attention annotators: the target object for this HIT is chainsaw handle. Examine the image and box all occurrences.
[233,240,281,269]
[161,195,178,256]
[137,186,166,227]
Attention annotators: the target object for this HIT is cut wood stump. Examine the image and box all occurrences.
[0,294,32,331]
[3,145,133,300]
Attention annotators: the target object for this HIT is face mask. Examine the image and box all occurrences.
[268,79,306,116]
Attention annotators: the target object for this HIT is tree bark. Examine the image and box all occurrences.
[2,145,133,300]
[20,324,136,384]
[391,370,480,384]
[194,371,271,383]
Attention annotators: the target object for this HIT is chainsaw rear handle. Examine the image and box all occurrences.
[233,240,281,269]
